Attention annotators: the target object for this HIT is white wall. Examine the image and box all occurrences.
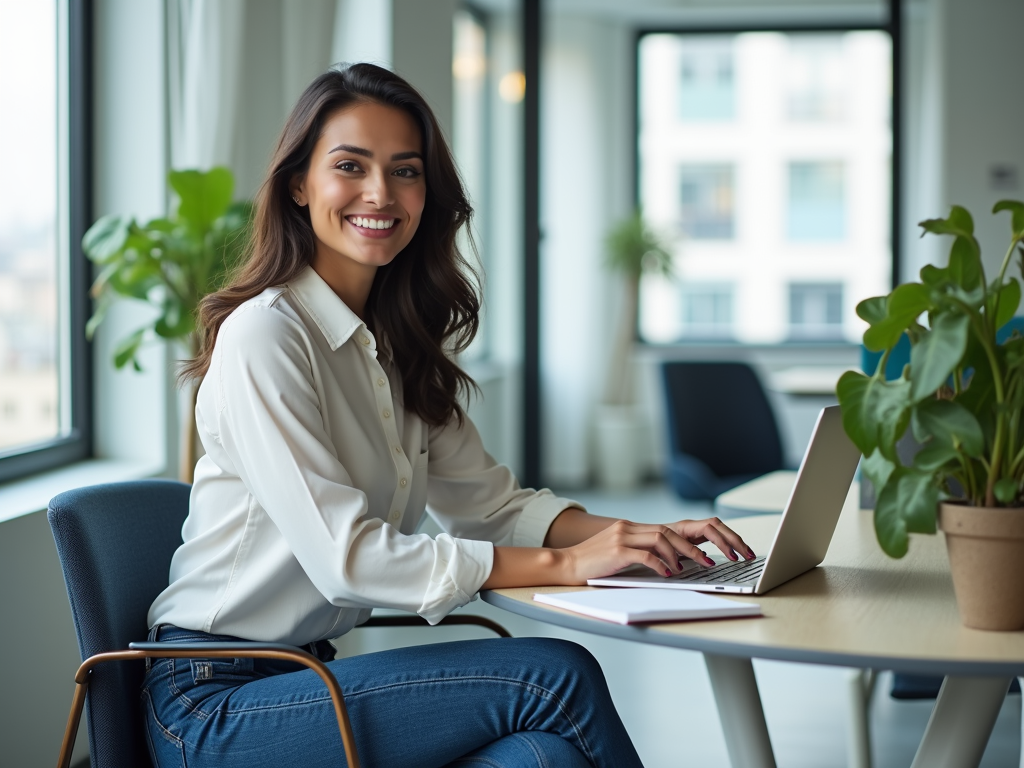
[540,14,634,488]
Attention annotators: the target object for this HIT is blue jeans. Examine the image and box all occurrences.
[141,625,644,768]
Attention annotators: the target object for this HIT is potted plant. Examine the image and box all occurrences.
[836,200,1024,630]
[595,210,673,489]
[82,167,252,483]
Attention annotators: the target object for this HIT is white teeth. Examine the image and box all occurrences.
[351,216,395,230]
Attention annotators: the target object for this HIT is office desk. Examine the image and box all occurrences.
[714,469,796,518]
[482,496,1024,768]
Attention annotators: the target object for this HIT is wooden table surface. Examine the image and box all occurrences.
[484,492,1024,676]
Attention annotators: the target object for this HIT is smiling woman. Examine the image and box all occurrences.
[146,62,746,768]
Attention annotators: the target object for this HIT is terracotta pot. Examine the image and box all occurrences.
[939,502,1024,631]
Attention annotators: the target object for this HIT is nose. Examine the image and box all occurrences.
[361,168,394,208]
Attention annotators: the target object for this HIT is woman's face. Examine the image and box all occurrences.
[295,101,426,288]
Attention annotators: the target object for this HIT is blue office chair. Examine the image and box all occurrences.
[661,361,785,500]
[48,480,509,768]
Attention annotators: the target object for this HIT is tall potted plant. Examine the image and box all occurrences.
[595,210,673,489]
[836,200,1024,630]
[83,167,252,483]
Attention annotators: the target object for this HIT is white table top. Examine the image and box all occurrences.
[764,366,853,396]
[483,493,1024,676]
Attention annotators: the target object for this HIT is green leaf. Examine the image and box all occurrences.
[994,277,1021,330]
[112,328,146,370]
[909,311,970,401]
[862,449,895,491]
[82,215,130,262]
[993,199,1024,239]
[874,469,939,559]
[898,471,939,534]
[948,236,983,290]
[912,442,959,471]
[920,264,947,286]
[863,375,912,461]
[993,478,1019,504]
[911,398,985,456]
[856,296,888,324]
[863,283,932,352]
[948,205,975,234]
[836,371,875,454]
[874,470,910,558]
[170,167,234,234]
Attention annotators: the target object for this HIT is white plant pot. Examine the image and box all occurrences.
[594,404,645,490]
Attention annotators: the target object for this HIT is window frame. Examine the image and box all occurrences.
[632,4,901,349]
[0,0,92,483]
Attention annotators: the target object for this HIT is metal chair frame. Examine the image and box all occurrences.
[55,614,511,768]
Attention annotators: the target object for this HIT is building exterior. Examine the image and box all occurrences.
[638,30,892,345]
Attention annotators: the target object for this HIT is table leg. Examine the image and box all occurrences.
[704,653,777,768]
[910,675,1012,768]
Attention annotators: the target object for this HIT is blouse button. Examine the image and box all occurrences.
[390,510,401,522]
[400,478,408,487]
[377,378,385,387]
[361,336,370,346]
[394,446,402,454]
[383,409,391,419]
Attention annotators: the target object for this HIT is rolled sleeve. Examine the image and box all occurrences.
[512,491,585,547]
[418,536,494,624]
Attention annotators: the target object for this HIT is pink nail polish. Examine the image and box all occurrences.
[664,569,672,577]
[704,556,715,567]
[747,549,756,558]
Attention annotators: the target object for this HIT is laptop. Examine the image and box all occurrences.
[587,405,861,595]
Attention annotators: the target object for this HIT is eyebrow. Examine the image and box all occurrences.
[328,144,422,161]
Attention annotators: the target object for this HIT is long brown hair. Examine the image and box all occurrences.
[182,64,480,427]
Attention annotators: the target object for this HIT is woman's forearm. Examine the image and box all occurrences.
[482,546,576,588]
[543,507,618,548]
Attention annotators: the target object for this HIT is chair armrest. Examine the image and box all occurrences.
[360,614,511,638]
[56,642,361,768]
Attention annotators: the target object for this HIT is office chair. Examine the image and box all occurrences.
[661,361,785,500]
[48,480,510,768]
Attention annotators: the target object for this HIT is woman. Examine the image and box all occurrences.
[144,63,753,768]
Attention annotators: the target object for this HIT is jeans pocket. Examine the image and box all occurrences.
[190,656,256,684]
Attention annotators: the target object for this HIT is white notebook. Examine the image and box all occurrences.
[532,588,761,625]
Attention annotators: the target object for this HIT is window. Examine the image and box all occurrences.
[789,283,844,340]
[786,35,846,121]
[638,29,892,345]
[679,37,735,120]
[681,284,734,339]
[0,0,90,482]
[788,160,845,241]
[679,164,734,239]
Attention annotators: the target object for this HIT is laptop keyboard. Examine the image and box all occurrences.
[676,555,766,584]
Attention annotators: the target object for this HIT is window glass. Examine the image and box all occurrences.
[0,1,61,453]
[638,30,891,345]
[788,160,845,241]
[679,164,734,240]
[679,37,734,121]
[789,282,844,340]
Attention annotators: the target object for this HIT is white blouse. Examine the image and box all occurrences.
[148,266,580,646]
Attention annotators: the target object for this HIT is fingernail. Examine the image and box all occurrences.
[677,559,685,569]
[665,569,672,577]
[747,549,756,559]
[728,551,738,561]
[704,556,715,567]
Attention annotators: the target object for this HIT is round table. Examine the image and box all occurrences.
[482,496,1024,768]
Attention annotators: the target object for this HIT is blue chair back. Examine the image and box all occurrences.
[661,361,784,484]
[48,480,190,768]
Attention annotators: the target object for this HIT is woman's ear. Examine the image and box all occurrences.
[290,176,306,206]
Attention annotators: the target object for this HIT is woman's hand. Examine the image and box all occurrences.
[559,517,755,585]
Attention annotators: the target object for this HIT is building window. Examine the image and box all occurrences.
[679,37,735,121]
[681,284,734,339]
[0,0,90,482]
[786,35,846,121]
[789,283,844,340]
[680,164,734,240]
[788,160,845,241]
